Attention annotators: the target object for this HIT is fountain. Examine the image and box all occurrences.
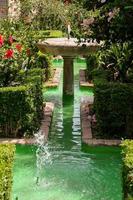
[13,59,123,200]
[38,35,103,95]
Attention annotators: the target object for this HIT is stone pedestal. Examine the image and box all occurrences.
[63,56,74,95]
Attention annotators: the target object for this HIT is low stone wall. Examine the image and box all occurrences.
[80,102,92,141]
[0,138,35,145]
[80,102,121,146]
[40,102,54,141]
[79,69,94,87]
[45,68,62,88]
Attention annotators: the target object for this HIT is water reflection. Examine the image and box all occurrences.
[62,94,74,150]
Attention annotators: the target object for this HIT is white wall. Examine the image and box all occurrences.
[0,0,20,19]
[0,0,8,18]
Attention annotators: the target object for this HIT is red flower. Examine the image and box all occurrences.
[26,48,31,56]
[0,35,4,47]
[16,44,22,52]
[4,49,14,59]
[9,35,13,45]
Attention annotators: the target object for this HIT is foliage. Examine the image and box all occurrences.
[0,19,63,39]
[32,0,67,30]
[0,27,53,85]
[90,0,133,44]
[13,29,53,78]
[0,144,15,200]
[86,53,98,80]
[74,0,107,11]
[92,67,108,84]
[18,0,89,35]
[121,140,133,199]
[79,0,133,87]
[65,3,89,37]
[36,53,52,81]
[98,43,133,83]
[94,82,133,138]
[19,0,33,20]
[0,34,27,87]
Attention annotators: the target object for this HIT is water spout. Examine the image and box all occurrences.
[67,22,71,40]
[34,131,52,185]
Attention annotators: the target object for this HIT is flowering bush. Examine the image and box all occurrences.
[0,34,28,87]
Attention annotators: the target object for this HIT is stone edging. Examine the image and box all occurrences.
[45,68,62,88]
[0,102,54,145]
[40,102,54,141]
[80,69,94,87]
[80,102,121,146]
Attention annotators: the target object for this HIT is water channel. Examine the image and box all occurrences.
[13,59,123,200]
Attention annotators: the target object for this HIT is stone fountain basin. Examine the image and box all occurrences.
[38,38,102,57]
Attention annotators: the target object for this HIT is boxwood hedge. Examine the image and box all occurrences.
[94,82,133,138]
[0,68,44,137]
[0,144,15,200]
[121,140,133,200]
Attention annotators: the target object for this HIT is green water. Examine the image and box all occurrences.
[13,59,123,200]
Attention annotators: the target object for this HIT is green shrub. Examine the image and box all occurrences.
[17,68,44,82]
[20,53,52,82]
[0,86,35,137]
[26,68,45,77]
[121,140,133,200]
[32,30,63,40]
[0,68,44,137]
[86,54,98,80]
[92,67,108,84]
[94,82,133,138]
[24,71,44,124]
[96,43,133,83]
[0,144,15,200]
[36,53,52,81]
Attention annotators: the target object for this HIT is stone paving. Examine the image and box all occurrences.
[80,102,121,146]
[45,68,62,88]
[79,69,94,87]
[0,102,54,144]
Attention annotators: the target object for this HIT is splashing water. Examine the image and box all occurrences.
[34,131,52,185]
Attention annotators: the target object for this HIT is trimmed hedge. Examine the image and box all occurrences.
[121,140,133,200]
[94,82,133,138]
[0,86,35,137]
[34,30,63,39]
[24,70,44,125]
[0,68,44,137]
[18,54,52,82]
[36,53,52,81]
[0,144,15,200]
